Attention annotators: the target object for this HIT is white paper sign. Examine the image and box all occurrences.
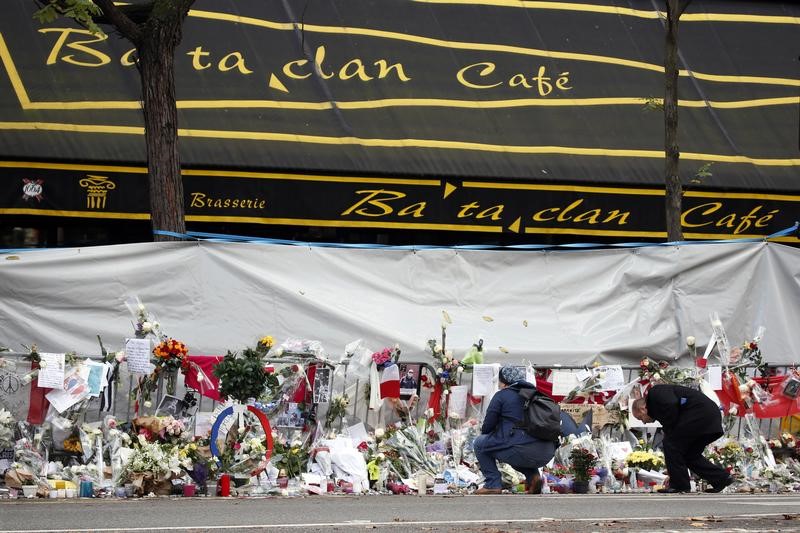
[447,385,469,419]
[37,353,66,389]
[45,366,91,413]
[597,365,626,391]
[194,412,215,438]
[471,364,498,397]
[347,422,370,446]
[606,441,634,462]
[550,371,579,397]
[125,338,152,374]
[704,365,723,391]
[525,364,537,387]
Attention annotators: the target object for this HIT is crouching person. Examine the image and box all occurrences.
[473,365,556,494]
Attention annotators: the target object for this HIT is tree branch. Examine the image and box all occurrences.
[92,0,143,44]
[677,0,692,18]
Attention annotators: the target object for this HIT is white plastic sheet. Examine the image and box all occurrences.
[0,240,798,365]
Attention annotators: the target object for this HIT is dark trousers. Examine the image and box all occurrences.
[663,431,729,491]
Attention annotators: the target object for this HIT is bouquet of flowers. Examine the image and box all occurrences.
[426,339,463,388]
[122,441,183,495]
[325,394,349,429]
[385,424,440,477]
[728,342,768,382]
[372,346,400,369]
[271,437,309,479]
[152,338,189,394]
[127,299,162,340]
[638,357,698,386]
[625,450,665,472]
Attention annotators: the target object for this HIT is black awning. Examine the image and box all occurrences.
[0,0,798,192]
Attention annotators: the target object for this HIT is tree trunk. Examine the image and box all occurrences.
[663,1,685,242]
[139,23,185,241]
[663,5,682,241]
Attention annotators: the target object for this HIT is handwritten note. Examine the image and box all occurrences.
[471,364,498,397]
[597,365,625,391]
[125,338,152,374]
[37,353,65,389]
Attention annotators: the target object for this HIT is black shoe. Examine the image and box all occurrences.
[657,487,686,493]
[704,477,733,493]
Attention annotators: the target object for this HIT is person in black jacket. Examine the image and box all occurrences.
[631,384,733,493]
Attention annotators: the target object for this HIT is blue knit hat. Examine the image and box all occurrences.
[499,365,525,385]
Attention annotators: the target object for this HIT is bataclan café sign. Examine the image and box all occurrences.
[0,1,798,240]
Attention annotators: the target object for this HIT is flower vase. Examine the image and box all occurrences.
[165,369,178,395]
[573,480,589,494]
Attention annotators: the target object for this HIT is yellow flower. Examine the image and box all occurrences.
[260,336,275,348]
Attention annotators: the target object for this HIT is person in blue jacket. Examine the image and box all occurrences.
[473,365,557,494]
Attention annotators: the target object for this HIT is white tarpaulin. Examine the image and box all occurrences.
[1,240,798,365]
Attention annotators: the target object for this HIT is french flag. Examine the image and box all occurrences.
[379,364,400,399]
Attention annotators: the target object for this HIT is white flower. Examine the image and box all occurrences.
[197,373,205,382]
[729,405,738,416]
[115,351,125,362]
[457,367,464,374]
[739,384,750,394]
[686,336,696,347]
[652,372,661,380]
[38,360,47,369]
[291,439,302,448]
[377,453,385,460]
[152,321,160,330]
[273,347,284,357]
[425,408,435,418]
[375,428,385,439]
[445,350,453,359]
[443,389,449,396]
[138,303,145,312]
[137,434,148,446]
[433,344,442,354]
[144,400,152,408]
[238,426,246,435]
[141,321,152,333]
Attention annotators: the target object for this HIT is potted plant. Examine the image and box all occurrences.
[569,447,597,493]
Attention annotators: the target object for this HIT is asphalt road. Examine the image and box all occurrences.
[1,493,800,533]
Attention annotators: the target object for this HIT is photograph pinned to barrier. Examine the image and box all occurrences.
[313,367,332,404]
[399,363,421,400]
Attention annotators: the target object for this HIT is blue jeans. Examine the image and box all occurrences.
[473,434,554,489]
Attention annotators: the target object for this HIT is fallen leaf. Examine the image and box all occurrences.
[499,346,509,353]
[522,320,528,327]
[482,315,494,322]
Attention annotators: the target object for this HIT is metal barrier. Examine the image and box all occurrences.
[1,352,796,438]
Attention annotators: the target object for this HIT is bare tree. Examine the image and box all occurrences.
[35,0,195,241]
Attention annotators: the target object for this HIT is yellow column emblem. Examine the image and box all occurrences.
[79,175,116,209]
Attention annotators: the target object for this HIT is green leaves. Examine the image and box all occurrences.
[33,0,105,35]
[213,349,269,403]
